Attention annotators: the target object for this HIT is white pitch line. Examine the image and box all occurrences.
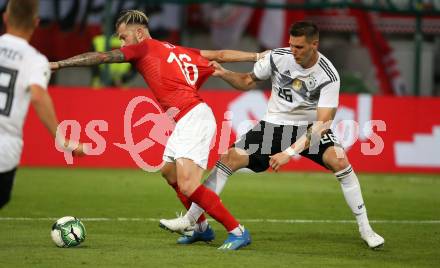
[0,217,439,224]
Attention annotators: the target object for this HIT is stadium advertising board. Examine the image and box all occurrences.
[21,88,440,173]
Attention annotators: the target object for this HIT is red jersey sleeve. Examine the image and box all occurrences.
[120,41,148,62]
[185,47,201,55]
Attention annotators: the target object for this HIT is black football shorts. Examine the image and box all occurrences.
[234,121,341,172]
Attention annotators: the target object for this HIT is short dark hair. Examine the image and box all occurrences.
[289,21,319,41]
[6,0,39,30]
[115,10,149,29]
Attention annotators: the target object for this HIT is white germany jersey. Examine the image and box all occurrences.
[0,34,50,172]
[254,48,340,125]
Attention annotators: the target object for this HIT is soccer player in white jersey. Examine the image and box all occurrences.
[160,21,385,249]
[0,0,85,209]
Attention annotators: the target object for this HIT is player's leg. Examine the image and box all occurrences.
[0,168,17,209]
[159,104,213,238]
[159,103,215,236]
[200,120,276,198]
[159,103,250,249]
[160,158,214,244]
[179,121,275,230]
[176,158,251,250]
[160,162,208,230]
[160,162,177,185]
[163,148,250,245]
[183,147,249,223]
[159,160,214,244]
[206,148,249,192]
[322,146,384,249]
[174,121,276,236]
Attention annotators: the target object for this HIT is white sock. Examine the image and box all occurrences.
[195,219,208,232]
[185,161,233,223]
[335,165,371,233]
[204,161,233,194]
[182,214,195,225]
[229,224,245,236]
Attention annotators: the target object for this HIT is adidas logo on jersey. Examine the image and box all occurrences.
[283,70,291,76]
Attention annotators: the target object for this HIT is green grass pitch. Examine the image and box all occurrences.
[0,168,439,267]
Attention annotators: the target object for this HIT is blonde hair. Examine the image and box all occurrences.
[6,0,39,30]
[115,10,149,29]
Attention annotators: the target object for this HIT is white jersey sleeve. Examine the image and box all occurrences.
[27,55,50,90]
[253,52,271,80]
[317,80,340,108]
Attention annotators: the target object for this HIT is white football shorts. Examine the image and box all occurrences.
[163,103,216,169]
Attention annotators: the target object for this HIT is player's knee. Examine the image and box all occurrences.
[160,169,170,180]
[160,168,176,185]
[219,153,232,166]
[219,148,246,171]
[177,179,198,197]
[327,157,350,173]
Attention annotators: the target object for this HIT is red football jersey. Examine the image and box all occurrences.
[120,38,214,120]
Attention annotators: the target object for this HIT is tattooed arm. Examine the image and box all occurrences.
[50,50,126,70]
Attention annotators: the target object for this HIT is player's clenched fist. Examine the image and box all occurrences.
[269,152,291,172]
[208,61,225,77]
[49,62,60,71]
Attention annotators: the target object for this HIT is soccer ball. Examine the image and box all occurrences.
[51,216,86,247]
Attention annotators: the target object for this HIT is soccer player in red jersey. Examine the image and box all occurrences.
[50,10,262,250]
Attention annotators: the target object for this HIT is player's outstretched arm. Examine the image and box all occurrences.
[50,49,126,70]
[201,50,268,63]
[30,85,85,156]
[209,61,259,91]
[30,85,59,138]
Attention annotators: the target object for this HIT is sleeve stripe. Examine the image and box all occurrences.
[273,48,291,52]
[273,52,292,56]
[320,59,338,81]
[318,61,334,82]
[269,53,279,73]
[319,59,337,82]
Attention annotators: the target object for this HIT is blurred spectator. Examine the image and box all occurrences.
[91,34,135,88]
[202,4,253,49]
[147,3,181,44]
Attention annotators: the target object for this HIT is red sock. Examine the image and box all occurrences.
[169,183,206,223]
[189,185,239,232]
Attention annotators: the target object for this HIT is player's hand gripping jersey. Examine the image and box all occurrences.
[121,39,214,121]
[254,48,340,125]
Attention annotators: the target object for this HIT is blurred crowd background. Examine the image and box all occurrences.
[1,0,439,96]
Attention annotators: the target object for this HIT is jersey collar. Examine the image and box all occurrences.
[2,33,29,45]
[297,52,322,72]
